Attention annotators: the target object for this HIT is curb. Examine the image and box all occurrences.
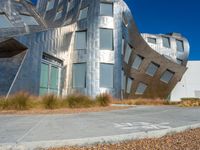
[1,123,200,150]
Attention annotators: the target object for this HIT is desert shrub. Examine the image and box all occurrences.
[66,94,94,108]
[95,93,111,107]
[42,94,59,109]
[1,92,30,110]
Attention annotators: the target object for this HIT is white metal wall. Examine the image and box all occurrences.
[170,61,200,101]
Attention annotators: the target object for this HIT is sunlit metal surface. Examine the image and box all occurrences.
[0,0,190,99]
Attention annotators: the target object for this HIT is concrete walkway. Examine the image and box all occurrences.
[0,106,200,149]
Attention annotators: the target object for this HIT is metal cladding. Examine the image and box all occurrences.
[0,0,190,99]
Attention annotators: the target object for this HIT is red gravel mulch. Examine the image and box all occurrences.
[49,128,200,150]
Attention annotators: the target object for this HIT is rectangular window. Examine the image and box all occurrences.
[126,77,133,94]
[162,37,170,48]
[176,40,184,52]
[177,58,183,65]
[132,55,144,70]
[20,15,39,25]
[135,82,147,95]
[40,63,60,95]
[147,37,156,44]
[55,9,63,20]
[78,7,88,20]
[75,31,87,50]
[73,63,86,88]
[100,63,114,88]
[145,62,160,77]
[100,28,113,50]
[100,3,113,16]
[160,69,175,84]
[46,0,55,11]
[0,14,13,28]
[49,66,59,94]
[124,44,132,64]
[40,63,49,94]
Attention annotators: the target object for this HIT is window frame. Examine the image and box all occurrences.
[160,69,175,84]
[99,28,114,50]
[100,63,114,88]
[74,30,87,50]
[72,63,87,88]
[147,37,157,44]
[100,2,113,17]
[145,62,160,77]
[135,82,148,95]
[132,54,144,70]
[78,6,89,21]
[162,36,171,48]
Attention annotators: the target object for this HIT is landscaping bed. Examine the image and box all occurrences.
[49,128,200,150]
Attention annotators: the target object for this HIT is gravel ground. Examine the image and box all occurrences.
[49,128,200,150]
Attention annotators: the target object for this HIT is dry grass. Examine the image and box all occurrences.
[179,98,200,107]
[0,92,112,111]
[112,98,177,106]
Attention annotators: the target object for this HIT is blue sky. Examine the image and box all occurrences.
[32,0,199,60]
[124,0,200,60]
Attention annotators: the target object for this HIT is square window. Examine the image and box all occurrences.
[162,37,170,48]
[73,63,86,88]
[55,10,62,20]
[177,59,183,65]
[176,40,184,52]
[46,0,55,11]
[147,37,156,44]
[100,63,114,88]
[78,7,88,20]
[124,44,132,64]
[100,28,113,50]
[132,55,144,70]
[160,69,175,84]
[100,3,113,16]
[135,82,147,95]
[75,31,87,50]
[0,15,13,28]
[145,62,160,77]
[20,15,39,25]
[126,77,133,94]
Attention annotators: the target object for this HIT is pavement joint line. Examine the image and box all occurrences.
[15,116,46,144]
[1,123,200,150]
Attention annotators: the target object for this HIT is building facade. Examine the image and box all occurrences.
[171,61,200,101]
[0,0,189,99]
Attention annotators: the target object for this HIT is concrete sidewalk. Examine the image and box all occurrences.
[0,106,200,149]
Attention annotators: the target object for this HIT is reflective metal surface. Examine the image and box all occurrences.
[0,0,190,99]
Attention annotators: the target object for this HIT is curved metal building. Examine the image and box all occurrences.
[0,0,190,99]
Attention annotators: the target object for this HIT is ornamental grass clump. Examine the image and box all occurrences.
[66,94,95,108]
[42,94,59,109]
[95,93,111,107]
[0,92,30,110]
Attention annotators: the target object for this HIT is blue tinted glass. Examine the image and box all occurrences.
[135,83,147,95]
[132,55,143,70]
[75,31,87,49]
[124,44,132,64]
[100,28,113,50]
[176,40,184,52]
[0,15,13,28]
[73,63,86,88]
[100,3,113,16]
[160,70,174,84]
[100,63,114,88]
[20,15,39,25]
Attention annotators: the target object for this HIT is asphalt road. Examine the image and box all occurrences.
[0,106,200,149]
